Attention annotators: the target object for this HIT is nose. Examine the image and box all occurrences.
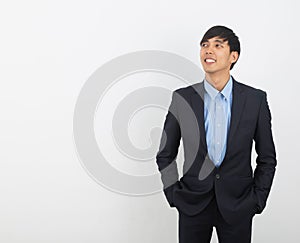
[205,47,213,54]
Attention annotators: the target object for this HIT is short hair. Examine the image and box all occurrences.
[200,25,240,70]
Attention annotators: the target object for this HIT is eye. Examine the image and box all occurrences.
[215,43,223,48]
[201,43,208,47]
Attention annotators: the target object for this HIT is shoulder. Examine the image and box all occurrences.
[172,82,202,99]
[174,83,198,94]
[234,79,267,99]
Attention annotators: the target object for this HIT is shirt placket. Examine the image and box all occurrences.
[214,93,224,166]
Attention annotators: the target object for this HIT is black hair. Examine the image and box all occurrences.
[200,25,240,70]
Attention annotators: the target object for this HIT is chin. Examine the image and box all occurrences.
[203,68,215,74]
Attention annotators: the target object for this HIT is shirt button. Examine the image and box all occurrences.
[215,174,220,179]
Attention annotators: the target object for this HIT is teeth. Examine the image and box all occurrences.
[205,59,216,63]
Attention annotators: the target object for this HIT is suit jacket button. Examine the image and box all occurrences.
[215,174,220,179]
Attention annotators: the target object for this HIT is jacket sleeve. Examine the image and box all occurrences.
[156,90,182,207]
[253,91,277,213]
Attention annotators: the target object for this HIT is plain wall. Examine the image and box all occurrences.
[0,0,299,242]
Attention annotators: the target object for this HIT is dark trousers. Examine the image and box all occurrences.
[178,196,254,243]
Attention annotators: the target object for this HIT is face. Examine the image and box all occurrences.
[200,36,238,75]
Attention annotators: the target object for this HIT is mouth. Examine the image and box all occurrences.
[204,58,216,63]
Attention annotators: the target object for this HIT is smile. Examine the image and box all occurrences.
[204,58,216,63]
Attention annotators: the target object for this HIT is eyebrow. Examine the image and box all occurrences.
[200,39,226,45]
[214,39,225,43]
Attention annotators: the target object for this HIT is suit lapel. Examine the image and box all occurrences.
[191,81,207,152]
[190,78,246,160]
[226,78,246,154]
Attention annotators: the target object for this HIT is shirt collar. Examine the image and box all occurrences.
[204,76,233,100]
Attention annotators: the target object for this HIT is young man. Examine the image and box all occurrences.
[156,26,277,243]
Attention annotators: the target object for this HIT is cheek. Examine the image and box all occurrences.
[200,53,205,62]
[220,54,232,63]
[200,48,206,55]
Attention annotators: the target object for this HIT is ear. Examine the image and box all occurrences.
[231,51,239,63]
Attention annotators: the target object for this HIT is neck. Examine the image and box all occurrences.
[205,72,231,91]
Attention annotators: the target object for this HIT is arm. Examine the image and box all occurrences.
[253,91,277,213]
[156,91,181,207]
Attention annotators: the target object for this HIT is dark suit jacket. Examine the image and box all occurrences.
[156,77,277,224]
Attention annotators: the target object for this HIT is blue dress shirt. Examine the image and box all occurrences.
[204,76,233,167]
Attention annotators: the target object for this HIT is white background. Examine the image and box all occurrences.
[1,0,299,242]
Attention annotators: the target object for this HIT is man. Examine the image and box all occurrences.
[156,25,277,243]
